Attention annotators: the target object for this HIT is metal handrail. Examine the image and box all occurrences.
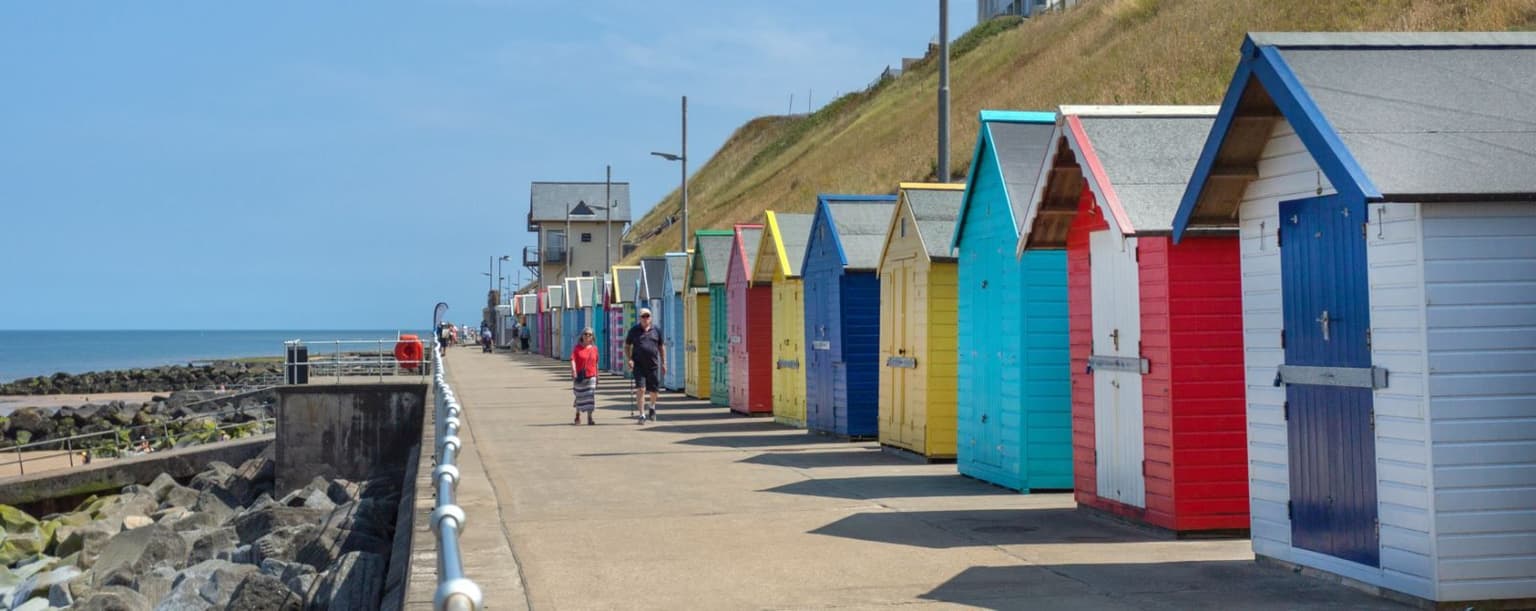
[429,338,482,611]
[283,335,434,383]
[2,407,276,477]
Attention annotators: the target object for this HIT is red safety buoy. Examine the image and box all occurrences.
[395,335,424,370]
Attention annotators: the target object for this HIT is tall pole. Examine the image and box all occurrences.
[605,165,613,279]
[488,256,494,291]
[680,95,689,252]
[938,0,951,182]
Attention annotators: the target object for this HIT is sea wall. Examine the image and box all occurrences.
[0,437,271,514]
[273,384,426,495]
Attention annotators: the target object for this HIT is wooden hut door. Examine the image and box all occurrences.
[1279,196,1379,568]
[886,260,911,445]
[1089,230,1146,508]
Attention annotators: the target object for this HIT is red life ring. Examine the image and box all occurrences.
[395,335,424,370]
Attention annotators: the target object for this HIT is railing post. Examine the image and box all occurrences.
[67,438,73,467]
[14,446,22,476]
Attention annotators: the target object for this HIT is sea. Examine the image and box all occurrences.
[0,330,425,384]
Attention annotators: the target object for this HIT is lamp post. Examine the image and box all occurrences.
[650,95,687,252]
[938,0,951,182]
[498,255,511,301]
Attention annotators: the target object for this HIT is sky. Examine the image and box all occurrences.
[0,2,976,330]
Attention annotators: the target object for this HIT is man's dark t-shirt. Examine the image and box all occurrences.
[625,324,663,370]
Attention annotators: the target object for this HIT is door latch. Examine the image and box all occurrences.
[1317,310,1331,342]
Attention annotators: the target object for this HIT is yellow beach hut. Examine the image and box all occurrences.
[685,230,735,399]
[751,211,815,427]
[877,183,966,459]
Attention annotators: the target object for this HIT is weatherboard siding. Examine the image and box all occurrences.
[1422,203,1536,601]
[839,272,883,438]
[772,279,807,427]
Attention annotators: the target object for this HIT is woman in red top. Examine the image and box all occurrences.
[571,327,599,425]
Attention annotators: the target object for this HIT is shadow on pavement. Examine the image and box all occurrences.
[918,562,1411,610]
[639,421,787,435]
[761,474,1017,500]
[678,433,831,449]
[739,448,905,469]
[808,507,1149,548]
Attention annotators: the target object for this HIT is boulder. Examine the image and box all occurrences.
[304,551,385,611]
[158,559,257,610]
[168,511,221,534]
[6,407,55,438]
[147,473,179,501]
[151,507,189,524]
[121,515,152,530]
[252,525,318,565]
[325,479,359,505]
[231,506,324,545]
[188,462,237,492]
[187,527,238,565]
[46,581,72,607]
[11,596,47,611]
[87,493,159,528]
[295,526,389,570]
[73,586,150,611]
[191,490,234,525]
[132,564,177,603]
[161,485,200,509]
[56,523,116,567]
[300,490,336,513]
[92,524,188,577]
[227,573,302,611]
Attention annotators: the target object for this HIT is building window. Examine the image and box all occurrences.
[581,233,593,243]
[582,271,591,277]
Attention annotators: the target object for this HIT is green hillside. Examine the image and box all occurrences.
[623,0,1536,261]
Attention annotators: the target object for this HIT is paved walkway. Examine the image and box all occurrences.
[442,349,1408,611]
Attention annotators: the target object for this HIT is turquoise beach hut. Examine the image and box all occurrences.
[592,273,609,370]
[662,252,688,390]
[950,110,1071,492]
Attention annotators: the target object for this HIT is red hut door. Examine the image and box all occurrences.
[1089,230,1146,508]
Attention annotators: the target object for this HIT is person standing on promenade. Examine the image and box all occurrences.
[571,327,599,425]
[519,320,531,352]
[438,323,453,355]
[624,307,665,424]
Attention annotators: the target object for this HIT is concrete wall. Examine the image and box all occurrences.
[275,383,426,494]
[0,437,271,512]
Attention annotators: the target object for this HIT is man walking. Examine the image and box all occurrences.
[624,307,666,424]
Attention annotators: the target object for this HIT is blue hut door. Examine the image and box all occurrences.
[1279,195,1380,568]
[807,272,834,430]
[1089,230,1145,508]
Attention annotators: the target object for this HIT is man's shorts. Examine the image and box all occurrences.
[631,366,660,392]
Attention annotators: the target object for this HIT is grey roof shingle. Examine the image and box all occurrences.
[529,182,632,223]
[825,199,898,270]
[613,267,642,302]
[665,253,688,294]
[1271,40,1536,198]
[902,187,965,260]
[691,233,734,287]
[639,257,668,301]
[1076,114,1215,232]
[990,121,1058,226]
[773,213,814,277]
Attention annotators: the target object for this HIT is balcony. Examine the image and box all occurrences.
[524,245,565,266]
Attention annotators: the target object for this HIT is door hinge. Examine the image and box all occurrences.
[1276,226,1283,248]
[1362,222,1368,239]
[1280,329,1286,349]
[1142,459,1148,476]
[1369,410,1375,430]
[1282,400,1289,421]
[1287,500,1294,520]
[1365,328,1373,351]
[1134,244,1140,262]
[1374,519,1381,538]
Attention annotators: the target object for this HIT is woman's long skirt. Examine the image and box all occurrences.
[573,377,597,412]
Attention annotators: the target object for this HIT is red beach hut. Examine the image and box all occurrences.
[726,224,772,415]
[1017,106,1248,533]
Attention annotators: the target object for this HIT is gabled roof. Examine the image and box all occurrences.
[545,284,563,309]
[730,224,764,282]
[565,277,593,308]
[529,181,632,223]
[689,231,735,288]
[611,266,642,302]
[951,110,1058,250]
[1174,32,1536,240]
[638,257,668,301]
[805,194,899,272]
[664,252,689,294]
[1019,107,1217,250]
[752,212,814,284]
[886,182,966,265]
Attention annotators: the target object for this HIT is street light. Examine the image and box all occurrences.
[498,255,511,301]
[650,95,688,252]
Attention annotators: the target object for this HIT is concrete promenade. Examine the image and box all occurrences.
[441,349,1407,610]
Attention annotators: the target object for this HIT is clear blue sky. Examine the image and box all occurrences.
[0,2,976,330]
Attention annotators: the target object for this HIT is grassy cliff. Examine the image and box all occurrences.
[624,0,1536,260]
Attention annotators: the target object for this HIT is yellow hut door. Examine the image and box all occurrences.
[883,257,915,450]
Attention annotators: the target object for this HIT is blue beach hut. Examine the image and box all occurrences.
[1172,33,1536,605]
[950,110,1071,492]
[661,252,689,390]
[802,194,898,438]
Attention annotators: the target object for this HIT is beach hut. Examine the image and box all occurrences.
[564,278,587,361]
[686,231,734,399]
[639,258,669,362]
[662,252,689,390]
[1171,33,1536,604]
[610,266,642,375]
[803,194,898,438]
[591,274,609,370]
[533,291,546,355]
[877,183,966,459]
[725,224,771,415]
[545,284,564,360]
[752,212,814,427]
[1017,106,1248,533]
[688,230,735,406]
[950,110,1071,492]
